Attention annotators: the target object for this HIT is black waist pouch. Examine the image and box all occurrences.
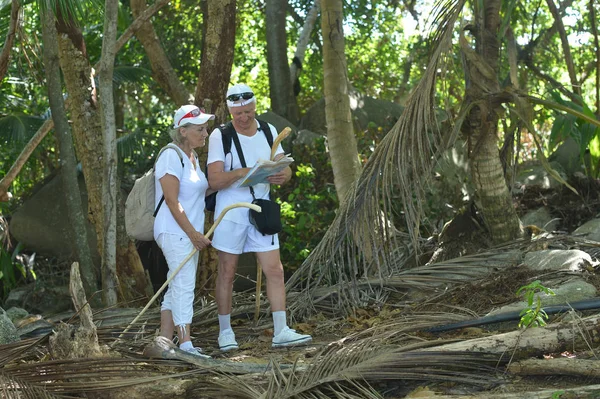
[250,199,282,235]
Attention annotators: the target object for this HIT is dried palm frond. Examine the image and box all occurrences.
[2,356,204,395]
[206,333,503,399]
[0,372,63,399]
[287,0,468,317]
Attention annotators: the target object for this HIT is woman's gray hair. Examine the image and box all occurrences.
[168,123,191,145]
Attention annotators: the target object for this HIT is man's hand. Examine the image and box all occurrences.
[268,167,292,185]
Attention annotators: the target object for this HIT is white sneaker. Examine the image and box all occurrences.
[182,346,211,359]
[272,326,312,348]
[218,329,239,352]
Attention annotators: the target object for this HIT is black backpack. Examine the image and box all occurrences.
[205,119,274,212]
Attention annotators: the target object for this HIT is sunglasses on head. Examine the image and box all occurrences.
[177,107,205,126]
[226,92,254,102]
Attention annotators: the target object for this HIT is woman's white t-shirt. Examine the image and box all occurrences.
[207,121,283,225]
[153,145,208,241]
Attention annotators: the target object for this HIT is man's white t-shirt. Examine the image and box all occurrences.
[207,121,284,225]
[153,145,208,241]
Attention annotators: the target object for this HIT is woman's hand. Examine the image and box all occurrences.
[188,231,212,251]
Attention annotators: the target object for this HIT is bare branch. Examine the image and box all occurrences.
[0,0,21,83]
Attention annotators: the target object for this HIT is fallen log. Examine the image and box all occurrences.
[412,384,600,399]
[143,336,298,374]
[424,313,600,360]
[508,358,600,378]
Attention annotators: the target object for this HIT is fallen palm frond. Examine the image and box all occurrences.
[206,333,503,399]
[2,356,204,394]
[286,0,470,317]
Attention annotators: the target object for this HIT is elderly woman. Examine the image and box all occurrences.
[154,104,214,357]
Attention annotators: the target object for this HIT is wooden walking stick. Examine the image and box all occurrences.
[254,127,292,322]
[114,202,261,345]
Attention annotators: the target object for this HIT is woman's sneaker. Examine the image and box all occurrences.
[218,329,239,352]
[272,326,312,348]
[181,346,211,359]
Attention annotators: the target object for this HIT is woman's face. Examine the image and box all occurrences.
[182,123,209,148]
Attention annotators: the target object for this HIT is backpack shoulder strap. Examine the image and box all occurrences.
[257,119,274,148]
[155,143,184,168]
[219,122,235,156]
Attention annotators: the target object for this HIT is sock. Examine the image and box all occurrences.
[272,311,287,336]
[179,340,193,351]
[218,314,232,334]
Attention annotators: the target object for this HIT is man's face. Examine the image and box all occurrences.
[229,101,256,130]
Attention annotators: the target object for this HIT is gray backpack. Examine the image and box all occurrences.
[125,144,184,241]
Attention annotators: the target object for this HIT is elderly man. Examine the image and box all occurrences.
[207,83,312,351]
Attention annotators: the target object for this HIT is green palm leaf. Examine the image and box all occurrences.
[0,115,46,143]
[112,66,151,86]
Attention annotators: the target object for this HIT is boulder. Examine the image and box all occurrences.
[516,161,568,190]
[0,307,19,344]
[523,249,593,272]
[520,207,559,232]
[5,306,28,322]
[257,111,296,153]
[573,219,600,242]
[298,92,404,135]
[548,137,584,176]
[9,171,100,263]
[488,278,597,316]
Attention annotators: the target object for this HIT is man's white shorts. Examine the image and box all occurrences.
[156,233,198,326]
[211,220,279,254]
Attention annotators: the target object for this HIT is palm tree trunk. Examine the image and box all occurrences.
[41,9,98,295]
[465,0,521,244]
[266,0,298,124]
[320,0,361,203]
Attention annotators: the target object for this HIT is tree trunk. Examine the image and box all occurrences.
[56,14,150,304]
[509,358,600,378]
[194,0,236,125]
[98,0,120,306]
[463,0,521,244]
[320,0,361,203]
[0,0,20,83]
[130,0,190,106]
[290,0,319,94]
[265,0,298,124]
[41,9,97,295]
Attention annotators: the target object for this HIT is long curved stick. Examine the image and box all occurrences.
[270,127,291,161]
[114,202,261,344]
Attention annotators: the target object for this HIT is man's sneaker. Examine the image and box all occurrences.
[181,346,211,359]
[272,326,312,348]
[218,329,239,352]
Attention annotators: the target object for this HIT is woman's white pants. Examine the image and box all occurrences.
[156,233,198,327]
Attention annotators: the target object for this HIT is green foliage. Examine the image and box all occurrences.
[277,163,337,268]
[0,243,35,303]
[273,136,338,269]
[516,280,555,329]
[548,91,600,177]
